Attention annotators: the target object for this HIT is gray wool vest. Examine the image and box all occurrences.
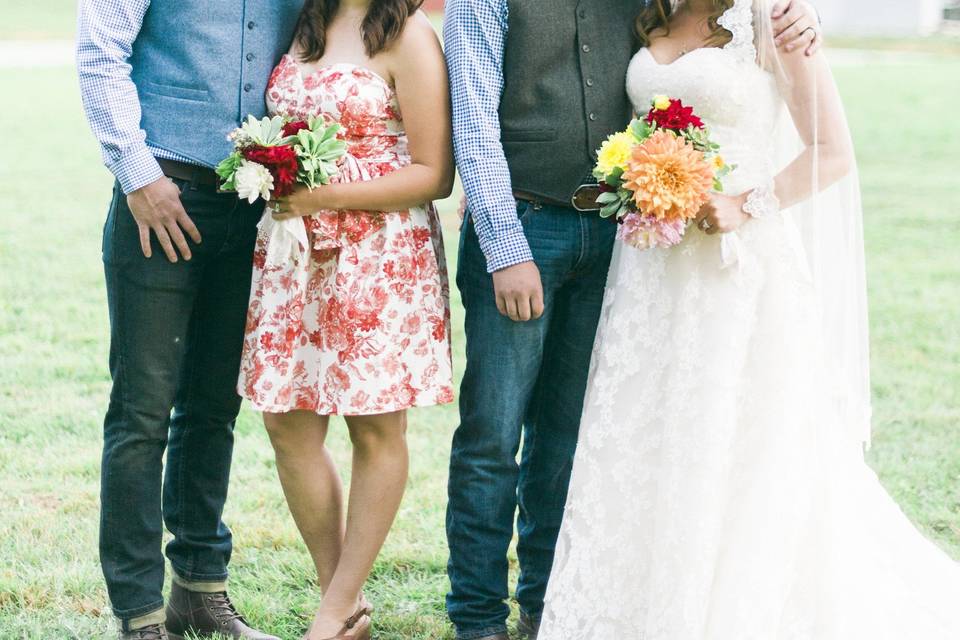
[501,0,637,204]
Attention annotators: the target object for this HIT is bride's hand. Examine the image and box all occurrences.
[272,185,328,220]
[694,193,750,235]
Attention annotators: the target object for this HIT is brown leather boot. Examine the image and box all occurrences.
[165,581,280,640]
[118,624,170,640]
[518,611,541,639]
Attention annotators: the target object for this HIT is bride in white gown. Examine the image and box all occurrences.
[539,0,960,638]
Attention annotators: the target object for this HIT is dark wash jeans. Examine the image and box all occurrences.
[446,202,616,639]
[99,178,261,627]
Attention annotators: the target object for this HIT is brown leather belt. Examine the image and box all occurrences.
[514,184,604,213]
[157,158,220,188]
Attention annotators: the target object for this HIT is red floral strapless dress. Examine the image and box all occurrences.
[238,56,453,415]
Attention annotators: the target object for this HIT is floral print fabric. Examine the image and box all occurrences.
[238,56,453,415]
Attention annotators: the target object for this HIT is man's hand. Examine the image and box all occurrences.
[126,177,201,262]
[771,0,822,56]
[492,261,544,322]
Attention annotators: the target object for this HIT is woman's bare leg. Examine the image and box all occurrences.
[307,410,409,637]
[264,410,344,592]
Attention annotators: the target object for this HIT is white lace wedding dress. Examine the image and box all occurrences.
[538,4,960,639]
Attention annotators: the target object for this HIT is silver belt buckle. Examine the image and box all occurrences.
[571,183,601,213]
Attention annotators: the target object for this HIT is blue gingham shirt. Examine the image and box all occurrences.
[76,0,193,195]
[444,0,533,273]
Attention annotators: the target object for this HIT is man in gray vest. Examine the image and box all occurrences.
[77,2,302,638]
[442,1,821,639]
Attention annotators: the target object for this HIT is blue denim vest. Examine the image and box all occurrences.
[130,0,304,168]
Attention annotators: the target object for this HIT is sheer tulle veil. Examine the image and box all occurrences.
[736,0,873,448]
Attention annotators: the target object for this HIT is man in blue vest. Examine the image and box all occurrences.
[77,2,302,638]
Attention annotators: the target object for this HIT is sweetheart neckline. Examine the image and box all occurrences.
[280,55,396,96]
[640,46,726,68]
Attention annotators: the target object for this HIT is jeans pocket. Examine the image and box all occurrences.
[517,200,537,226]
[102,184,135,265]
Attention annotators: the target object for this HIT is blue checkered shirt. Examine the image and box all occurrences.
[77,0,194,195]
[444,0,533,274]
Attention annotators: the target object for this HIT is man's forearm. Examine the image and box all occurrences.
[76,0,162,193]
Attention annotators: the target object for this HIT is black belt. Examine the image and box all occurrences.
[514,183,604,213]
[157,158,220,188]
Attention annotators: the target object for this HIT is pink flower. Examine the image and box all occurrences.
[617,212,687,250]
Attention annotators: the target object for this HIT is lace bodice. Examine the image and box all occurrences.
[626,46,782,193]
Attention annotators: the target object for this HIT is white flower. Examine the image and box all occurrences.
[234,161,274,204]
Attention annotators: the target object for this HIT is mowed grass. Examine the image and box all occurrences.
[1,51,960,640]
[0,0,78,40]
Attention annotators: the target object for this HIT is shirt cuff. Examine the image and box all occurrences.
[107,145,165,194]
[482,226,534,273]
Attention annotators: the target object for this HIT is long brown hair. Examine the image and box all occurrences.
[635,0,735,49]
[295,0,424,61]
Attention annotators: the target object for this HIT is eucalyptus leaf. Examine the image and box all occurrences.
[597,191,620,205]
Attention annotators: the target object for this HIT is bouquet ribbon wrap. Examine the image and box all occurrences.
[258,211,310,266]
[720,232,744,274]
[256,152,382,264]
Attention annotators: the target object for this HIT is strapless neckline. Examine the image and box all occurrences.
[639,45,727,68]
[279,55,396,97]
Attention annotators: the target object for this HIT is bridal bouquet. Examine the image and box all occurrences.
[216,114,346,204]
[594,95,733,250]
[216,115,347,264]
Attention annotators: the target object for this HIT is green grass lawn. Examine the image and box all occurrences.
[1,47,960,640]
[0,0,77,40]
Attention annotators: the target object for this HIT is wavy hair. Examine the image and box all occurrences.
[635,0,735,49]
[295,0,423,61]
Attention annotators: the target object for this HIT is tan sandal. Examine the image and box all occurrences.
[304,605,371,640]
[322,607,371,640]
[359,592,374,616]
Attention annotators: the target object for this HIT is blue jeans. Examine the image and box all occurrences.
[446,202,616,639]
[99,179,261,629]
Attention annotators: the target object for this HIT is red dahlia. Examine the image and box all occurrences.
[282,120,310,137]
[645,98,704,131]
[242,144,299,196]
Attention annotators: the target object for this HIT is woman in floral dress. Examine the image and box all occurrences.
[236,1,453,638]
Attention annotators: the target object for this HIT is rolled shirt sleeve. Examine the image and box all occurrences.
[77,0,164,194]
[443,0,533,273]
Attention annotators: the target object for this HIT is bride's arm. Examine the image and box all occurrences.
[693,48,855,234]
[770,47,856,210]
[276,13,454,216]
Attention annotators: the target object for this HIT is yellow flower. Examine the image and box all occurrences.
[596,130,635,176]
[653,95,672,111]
[712,155,725,170]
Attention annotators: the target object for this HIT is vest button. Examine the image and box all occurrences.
[246,53,255,62]
[589,113,597,121]
[579,9,586,18]
[244,83,253,92]
[581,44,591,53]
[247,21,255,29]
[586,78,594,87]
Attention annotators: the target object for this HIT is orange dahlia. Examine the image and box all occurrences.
[622,130,715,222]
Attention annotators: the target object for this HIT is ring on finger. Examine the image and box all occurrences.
[802,26,818,39]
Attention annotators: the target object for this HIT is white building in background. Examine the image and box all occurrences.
[817,0,946,36]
